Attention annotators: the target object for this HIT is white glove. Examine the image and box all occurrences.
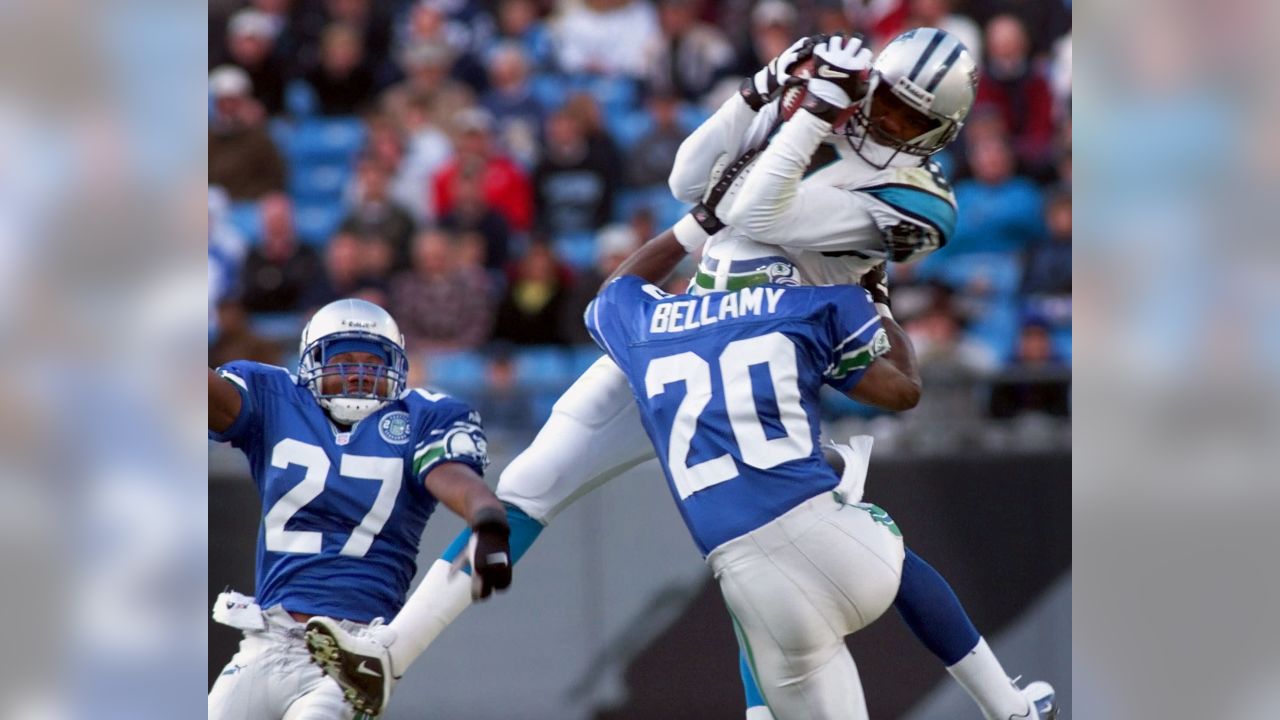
[753,36,819,98]
[806,35,873,110]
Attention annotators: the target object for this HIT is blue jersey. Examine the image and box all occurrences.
[210,361,489,622]
[585,276,889,555]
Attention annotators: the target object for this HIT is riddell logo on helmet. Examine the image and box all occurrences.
[892,76,934,110]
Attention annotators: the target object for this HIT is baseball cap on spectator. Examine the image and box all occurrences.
[229,9,277,40]
[597,224,639,258]
[210,65,252,97]
[752,0,797,28]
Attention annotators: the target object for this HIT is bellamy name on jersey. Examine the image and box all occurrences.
[585,275,890,556]
[210,361,489,622]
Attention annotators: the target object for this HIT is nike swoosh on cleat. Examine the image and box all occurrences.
[356,661,383,678]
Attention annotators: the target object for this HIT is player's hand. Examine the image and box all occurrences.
[860,263,890,309]
[752,35,821,99]
[453,508,512,600]
[806,35,872,110]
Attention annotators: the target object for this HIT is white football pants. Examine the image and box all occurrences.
[709,491,905,720]
[209,606,362,720]
[497,355,656,522]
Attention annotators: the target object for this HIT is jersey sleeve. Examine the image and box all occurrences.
[209,360,290,447]
[856,164,958,262]
[668,91,766,204]
[583,275,665,372]
[410,394,490,483]
[822,288,892,393]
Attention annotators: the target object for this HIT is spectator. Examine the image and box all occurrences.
[976,15,1055,170]
[224,9,287,115]
[383,40,475,130]
[440,169,514,273]
[317,230,372,302]
[907,302,998,375]
[209,66,287,201]
[307,0,396,84]
[305,23,377,115]
[398,0,491,92]
[239,194,326,312]
[208,302,284,369]
[626,91,685,188]
[493,240,572,345]
[553,0,661,78]
[390,228,496,351]
[989,320,1070,418]
[432,107,534,231]
[647,0,735,102]
[561,224,640,343]
[533,108,617,236]
[948,134,1044,254]
[482,42,545,168]
[495,0,554,71]
[562,92,625,188]
[732,0,796,80]
[341,155,417,265]
[1021,191,1072,298]
[902,0,982,62]
[382,99,454,224]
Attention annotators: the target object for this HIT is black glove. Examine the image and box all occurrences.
[860,263,891,311]
[468,507,512,600]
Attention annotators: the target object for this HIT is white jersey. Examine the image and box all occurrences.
[667,92,958,292]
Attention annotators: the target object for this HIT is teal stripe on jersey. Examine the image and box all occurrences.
[863,184,957,242]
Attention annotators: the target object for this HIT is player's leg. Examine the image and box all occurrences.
[209,636,277,720]
[895,546,1055,719]
[308,356,658,711]
[713,496,904,718]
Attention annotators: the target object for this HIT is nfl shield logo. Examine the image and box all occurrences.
[378,411,412,444]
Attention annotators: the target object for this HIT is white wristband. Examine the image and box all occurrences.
[672,214,710,252]
[875,302,893,319]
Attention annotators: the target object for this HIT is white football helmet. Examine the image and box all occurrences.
[298,299,408,425]
[846,28,978,167]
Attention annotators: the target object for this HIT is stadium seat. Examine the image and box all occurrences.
[514,346,572,389]
[569,345,603,376]
[426,351,487,394]
[605,110,653,150]
[290,161,352,203]
[285,118,367,163]
[1052,327,1072,363]
[249,312,305,344]
[677,103,712,134]
[931,252,1023,298]
[294,202,347,245]
[285,79,318,118]
[586,76,639,114]
[554,232,598,271]
[530,74,570,111]
[229,201,262,244]
[268,118,294,152]
[969,301,1021,361]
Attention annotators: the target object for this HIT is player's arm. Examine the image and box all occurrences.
[668,36,817,204]
[846,265,921,411]
[423,462,512,599]
[209,367,243,433]
[601,226,689,289]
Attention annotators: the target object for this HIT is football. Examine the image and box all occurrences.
[780,57,815,120]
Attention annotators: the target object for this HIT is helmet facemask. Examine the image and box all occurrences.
[844,72,960,169]
[298,333,408,425]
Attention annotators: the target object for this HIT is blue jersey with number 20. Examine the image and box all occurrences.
[585,276,889,556]
[210,361,489,622]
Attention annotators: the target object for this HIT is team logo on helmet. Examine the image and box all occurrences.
[378,411,412,444]
[765,261,800,286]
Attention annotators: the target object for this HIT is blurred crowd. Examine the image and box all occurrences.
[208,0,1071,433]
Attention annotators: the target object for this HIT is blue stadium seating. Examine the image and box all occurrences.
[530,74,570,111]
[290,161,352,203]
[514,346,572,388]
[294,202,346,245]
[926,252,1023,298]
[605,110,653,150]
[554,232,598,271]
[426,351,487,394]
[228,201,262,244]
[282,117,367,163]
[285,79,318,118]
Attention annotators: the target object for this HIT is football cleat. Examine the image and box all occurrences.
[1018,679,1058,720]
[306,616,399,717]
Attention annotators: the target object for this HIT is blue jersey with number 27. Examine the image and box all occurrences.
[210,361,489,622]
[585,276,889,556]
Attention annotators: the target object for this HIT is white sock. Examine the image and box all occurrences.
[745,707,775,720]
[945,638,1034,720]
[385,559,475,676]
